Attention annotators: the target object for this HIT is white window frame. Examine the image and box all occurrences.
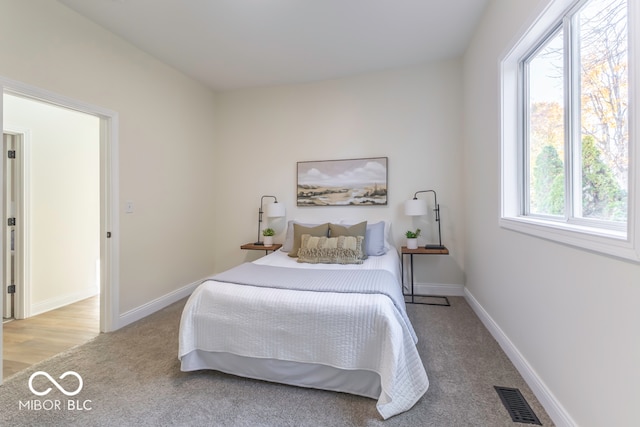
[500,0,640,262]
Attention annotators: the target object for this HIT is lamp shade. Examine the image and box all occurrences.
[266,202,286,217]
[404,198,428,216]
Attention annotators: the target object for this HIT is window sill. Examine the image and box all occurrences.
[499,216,639,262]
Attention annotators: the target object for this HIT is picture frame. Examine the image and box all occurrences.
[297,157,388,206]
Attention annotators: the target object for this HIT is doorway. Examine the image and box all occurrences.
[3,95,100,321]
[0,79,119,385]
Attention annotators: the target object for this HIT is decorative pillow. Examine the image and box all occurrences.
[297,234,365,264]
[341,220,390,253]
[329,221,368,259]
[362,221,386,256]
[288,223,330,257]
[282,221,325,252]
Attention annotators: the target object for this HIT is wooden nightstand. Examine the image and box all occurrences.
[400,246,450,306]
[241,243,282,255]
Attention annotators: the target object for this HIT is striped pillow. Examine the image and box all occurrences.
[297,234,365,264]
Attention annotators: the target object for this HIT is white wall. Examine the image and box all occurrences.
[0,0,218,318]
[463,1,640,426]
[4,94,99,315]
[214,61,466,289]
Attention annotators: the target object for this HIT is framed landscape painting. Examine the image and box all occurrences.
[297,157,388,206]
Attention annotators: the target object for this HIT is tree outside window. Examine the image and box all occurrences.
[525,0,628,225]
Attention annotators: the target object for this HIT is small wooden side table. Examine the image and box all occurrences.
[401,246,450,306]
[241,243,282,255]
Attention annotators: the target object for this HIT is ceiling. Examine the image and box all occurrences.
[57,0,489,91]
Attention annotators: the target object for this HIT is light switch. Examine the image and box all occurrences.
[125,201,134,213]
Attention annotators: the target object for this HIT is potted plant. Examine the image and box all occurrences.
[262,228,275,246]
[405,229,421,249]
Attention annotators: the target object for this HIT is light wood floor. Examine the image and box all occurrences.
[2,296,100,379]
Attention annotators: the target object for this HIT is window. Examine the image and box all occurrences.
[501,0,639,261]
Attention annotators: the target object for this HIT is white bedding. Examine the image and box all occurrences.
[178,248,428,419]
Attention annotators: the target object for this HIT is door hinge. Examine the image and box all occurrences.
[7,218,15,226]
[7,285,15,294]
[7,150,15,159]
[106,231,111,238]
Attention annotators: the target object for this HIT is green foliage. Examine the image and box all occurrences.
[533,145,565,215]
[531,138,625,220]
[262,228,275,236]
[581,136,626,220]
[405,229,421,239]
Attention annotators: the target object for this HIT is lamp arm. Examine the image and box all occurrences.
[412,190,437,206]
[436,205,442,247]
[256,205,262,245]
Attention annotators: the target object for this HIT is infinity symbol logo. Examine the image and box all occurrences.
[28,371,83,396]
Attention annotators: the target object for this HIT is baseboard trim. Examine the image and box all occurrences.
[31,288,99,317]
[464,288,576,427]
[117,278,203,329]
[409,282,466,296]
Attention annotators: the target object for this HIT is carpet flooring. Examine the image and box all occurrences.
[0,296,554,426]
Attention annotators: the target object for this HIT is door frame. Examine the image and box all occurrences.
[2,128,29,320]
[0,76,120,384]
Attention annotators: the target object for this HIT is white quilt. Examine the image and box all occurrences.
[178,249,428,419]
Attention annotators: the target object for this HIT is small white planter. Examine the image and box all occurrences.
[263,236,274,247]
[406,238,418,249]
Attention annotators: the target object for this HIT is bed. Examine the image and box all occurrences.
[178,221,429,419]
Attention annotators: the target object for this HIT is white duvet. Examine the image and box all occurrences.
[178,249,428,419]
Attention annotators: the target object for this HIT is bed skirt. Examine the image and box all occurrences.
[181,349,382,399]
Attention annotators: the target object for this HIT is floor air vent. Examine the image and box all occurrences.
[494,386,542,425]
